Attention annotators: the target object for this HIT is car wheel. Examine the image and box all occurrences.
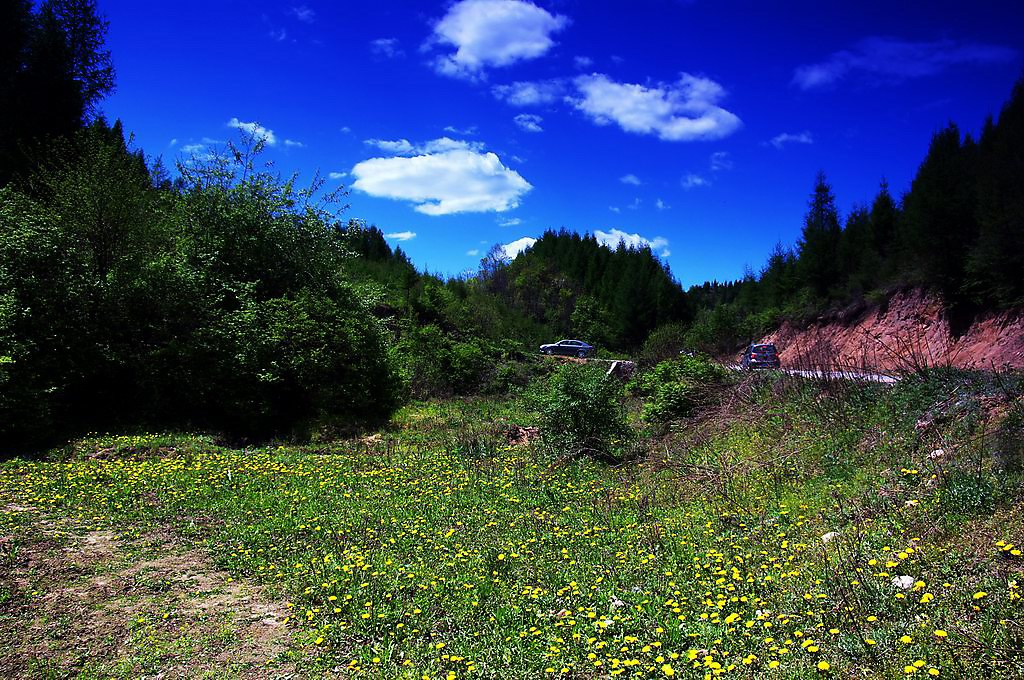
[543,349,551,355]
[578,350,587,358]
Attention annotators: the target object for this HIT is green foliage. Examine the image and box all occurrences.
[636,321,688,367]
[629,354,729,424]
[937,469,997,514]
[0,127,403,450]
[533,363,631,460]
[486,229,689,351]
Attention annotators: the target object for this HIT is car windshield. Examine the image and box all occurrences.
[752,345,776,354]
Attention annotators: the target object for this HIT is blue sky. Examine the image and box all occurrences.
[98,0,1023,287]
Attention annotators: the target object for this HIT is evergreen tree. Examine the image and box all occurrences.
[967,76,1024,307]
[796,172,843,299]
[0,0,114,184]
[897,124,978,299]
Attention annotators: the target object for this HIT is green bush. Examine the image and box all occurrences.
[637,322,689,367]
[629,354,729,424]
[533,363,631,461]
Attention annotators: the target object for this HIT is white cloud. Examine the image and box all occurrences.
[181,143,205,154]
[656,198,669,211]
[364,138,416,155]
[290,5,315,23]
[227,118,277,146]
[328,171,347,180]
[570,73,742,142]
[371,38,404,59]
[514,113,543,132]
[574,55,593,69]
[499,236,537,259]
[269,28,287,42]
[619,173,641,186]
[498,216,522,227]
[768,131,813,149]
[594,229,670,257]
[793,37,1017,90]
[429,0,569,79]
[492,79,565,106]
[340,126,352,134]
[363,137,484,156]
[384,231,417,241]
[682,173,709,189]
[169,138,178,147]
[609,206,621,213]
[466,249,480,256]
[710,151,732,171]
[352,139,532,216]
[284,139,304,148]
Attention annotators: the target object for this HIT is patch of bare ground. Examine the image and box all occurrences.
[0,509,299,679]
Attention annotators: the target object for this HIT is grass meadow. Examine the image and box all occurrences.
[1,368,1022,678]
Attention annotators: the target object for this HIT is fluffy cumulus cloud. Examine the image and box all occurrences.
[570,73,742,142]
[619,173,641,185]
[328,171,347,180]
[594,229,670,257]
[492,79,565,106]
[514,113,543,132]
[768,131,813,149]
[793,37,1017,90]
[499,236,537,259]
[351,138,532,216]
[227,118,277,145]
[384,231,416,241]
[429,0,569,79]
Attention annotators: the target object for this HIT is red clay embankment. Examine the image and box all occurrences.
[760,289,1024,373]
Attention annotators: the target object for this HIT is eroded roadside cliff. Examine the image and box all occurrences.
[761,289,1024,373]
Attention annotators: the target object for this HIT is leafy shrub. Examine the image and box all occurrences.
[396,325,497,398]
[637,322,689,367]
[533,363,631,461]
[629,354,729,424]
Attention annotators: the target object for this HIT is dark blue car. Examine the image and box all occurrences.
[741,343,781,369]
[540,339,594,358]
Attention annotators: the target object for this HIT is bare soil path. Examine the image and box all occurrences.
[0,504,300,679]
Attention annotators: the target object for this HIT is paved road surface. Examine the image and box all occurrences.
[729,365,900,384]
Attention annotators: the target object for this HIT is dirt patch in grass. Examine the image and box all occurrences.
[0,512,299,679]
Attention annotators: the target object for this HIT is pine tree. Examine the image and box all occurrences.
[967,75,1024,307]
[796,172,842,300]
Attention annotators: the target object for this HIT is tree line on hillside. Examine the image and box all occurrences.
[683,75,1024,354]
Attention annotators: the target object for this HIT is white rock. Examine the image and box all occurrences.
[892,575,915,590]
[821,532,839,544]
[929,448,945,460]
